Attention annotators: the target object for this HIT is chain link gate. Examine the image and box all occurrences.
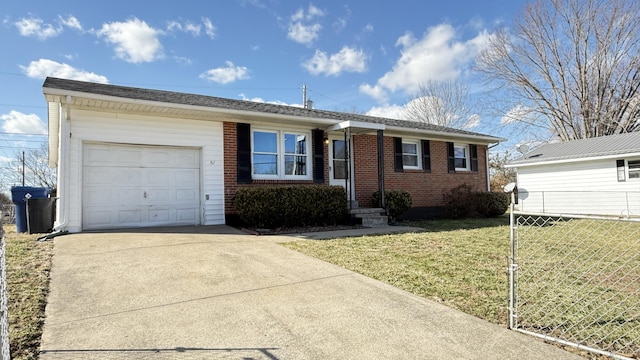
[509,207,640,359]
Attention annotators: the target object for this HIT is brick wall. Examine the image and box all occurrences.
[224,122,488,216]
[353,134,488,208]
[223,122,328,215]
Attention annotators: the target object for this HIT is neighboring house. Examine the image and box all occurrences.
[44,77,503,232]
[507,132,640,217]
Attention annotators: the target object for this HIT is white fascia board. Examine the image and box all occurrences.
[42,86,339,126]
[506,151,640,168]
[325,120,385,132]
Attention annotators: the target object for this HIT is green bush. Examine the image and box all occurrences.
[474,191,509,217]
[442,184,475,219]
[372,189,412,220]
[442,184,508,219]
[234,185,348,228]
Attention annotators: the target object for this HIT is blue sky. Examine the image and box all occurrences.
[1,0,529,184]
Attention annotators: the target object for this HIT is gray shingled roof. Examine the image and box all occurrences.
[43,77,502,141]
[509,131,640,166]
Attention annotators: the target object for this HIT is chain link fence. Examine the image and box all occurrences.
[0,224,10,360]
[509,210,640,359]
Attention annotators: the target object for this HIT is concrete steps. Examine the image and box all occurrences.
[350,207,388,227]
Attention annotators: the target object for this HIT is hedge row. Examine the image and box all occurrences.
[442,184,509,219]
[234,185,348,228]
[372,190,412,220]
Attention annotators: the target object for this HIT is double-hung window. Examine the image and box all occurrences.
[252,129,310,179]
[454,143,470,171]
[628,160,640,179]
[402,140,420,170]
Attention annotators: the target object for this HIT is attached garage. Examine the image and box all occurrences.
[82,143,201,230]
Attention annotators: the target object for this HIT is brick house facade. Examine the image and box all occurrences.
[44,77,502,232]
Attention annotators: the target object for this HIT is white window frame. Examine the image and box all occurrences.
[454,143,470,171]
[628,159,640,180]
[251,128,312,180]
[402,139,421,170]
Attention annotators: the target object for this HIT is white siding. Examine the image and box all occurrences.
[516,158,640,216]
[65,109,224,232]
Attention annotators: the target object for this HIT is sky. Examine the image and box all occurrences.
[0,0,530,188]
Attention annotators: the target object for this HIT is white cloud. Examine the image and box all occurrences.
[202,17,216,39]
[58,15,82,31]
[200,61,250,84]
[166,17,214,39]
[365,104,405,119]
[303,46,367,76]
[15,17,61,40]
[359,83,388,103]
[1,111,47,135]
[360,23,492,102]
[501,105,536,124]
[238,93,296,106]
[97,18,164,63]
[20,59,109,83]
[287,4,324,45]
[14,15,82,40]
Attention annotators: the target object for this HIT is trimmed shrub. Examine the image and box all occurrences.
[372,189,412,220]
[474,191,509,217]
[442,184,509,219]
[234,185,348,228]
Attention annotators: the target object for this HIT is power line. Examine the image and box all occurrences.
[0,132,47,136]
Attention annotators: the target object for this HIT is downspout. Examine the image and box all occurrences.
[52,96,71,232]
[486,146,491,191]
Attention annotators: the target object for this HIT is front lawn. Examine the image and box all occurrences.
[2,225,54,360]
[283,216,512,325]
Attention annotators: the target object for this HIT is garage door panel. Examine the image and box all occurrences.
[176,189,197,201]
[83,143,201,230]
[176,208,197,221]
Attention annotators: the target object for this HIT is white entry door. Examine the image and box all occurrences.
[328,135,354,199]
[82,143,200,230]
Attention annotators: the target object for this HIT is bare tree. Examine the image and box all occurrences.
[489,150,517,192]
[0,144,56,189]
[403,79,479,129]
[476,0,640,141]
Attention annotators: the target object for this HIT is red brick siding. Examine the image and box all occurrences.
[223,122,329,214]
[352,134,488,208]
[224,122,488,214]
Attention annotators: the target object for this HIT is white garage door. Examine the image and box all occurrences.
[82,143,200,230]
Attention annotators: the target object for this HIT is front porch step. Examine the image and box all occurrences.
[350,208,388,227]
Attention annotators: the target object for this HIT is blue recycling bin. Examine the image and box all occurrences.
[11,186,51,233]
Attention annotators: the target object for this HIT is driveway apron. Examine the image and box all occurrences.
[39,226,581,359]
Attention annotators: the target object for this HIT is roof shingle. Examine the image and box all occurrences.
[43,77,501,141]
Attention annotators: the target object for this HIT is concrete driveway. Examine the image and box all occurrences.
[39,226,582,359]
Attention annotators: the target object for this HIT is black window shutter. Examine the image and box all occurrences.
[470,144,478,172]
[237,123,252,183]
[421,140,431,172]
[447,142,455,173]
[394,137,404,172]
[312,129,325,183]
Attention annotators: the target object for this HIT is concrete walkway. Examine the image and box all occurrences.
[40,225,582,359]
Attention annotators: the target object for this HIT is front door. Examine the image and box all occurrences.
[328,135,353,199]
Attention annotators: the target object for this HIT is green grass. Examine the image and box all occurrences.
[3,224,54,360]
[283,216,512,325]
[283,215,639,359]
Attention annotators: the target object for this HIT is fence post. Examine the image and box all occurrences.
[508,193,516,330]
